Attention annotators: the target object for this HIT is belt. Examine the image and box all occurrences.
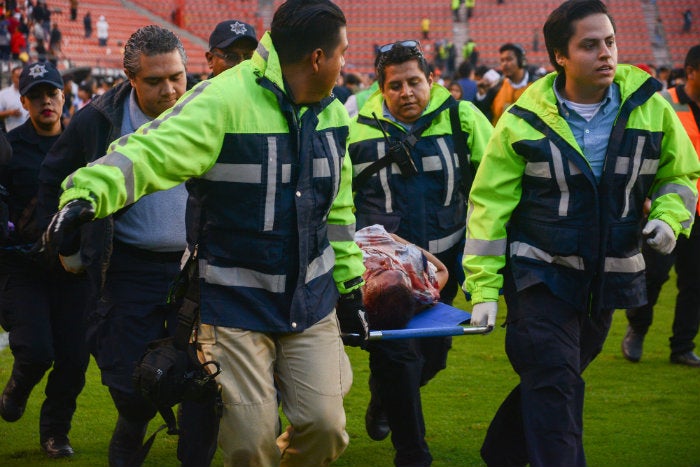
[113,240,184,263]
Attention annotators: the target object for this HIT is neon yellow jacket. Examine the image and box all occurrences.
[464,65,700,312]
[59,32,365,331]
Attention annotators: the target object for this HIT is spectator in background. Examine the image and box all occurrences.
[10,26,26,61]
[682,8,692,33]
[205,19,258,78]
[0,14,11,62]
[421,17,430,40]
[462,38,478,67]
[32,19,45,53]
[0,66,28,132]
[48,22,63,66]
[622,44,700,367]
[82,11,91,38]
[456,61,478,102]
[75,80,93,110]
[447,80,463,100]
[96,14,108,46]
[70,0,78,21]
[475,42,534,125]
[466,0,475,19]
[655,65,670,90]
[32,0,51,42]
[452,0,461,22]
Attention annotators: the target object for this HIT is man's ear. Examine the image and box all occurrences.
[310,48,324,73]
[205,51,214,70]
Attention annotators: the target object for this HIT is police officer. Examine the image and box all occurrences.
[0,61,88,459]
[348,40,493,466]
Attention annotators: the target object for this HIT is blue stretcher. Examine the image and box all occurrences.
[348,302,493,341]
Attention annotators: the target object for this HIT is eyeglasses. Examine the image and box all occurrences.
[210,49,254,64]
[377,40,422,55]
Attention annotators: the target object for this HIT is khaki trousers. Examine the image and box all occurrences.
[198,311,353,467]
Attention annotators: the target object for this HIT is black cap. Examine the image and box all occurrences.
[208,20,258,50]
[19,61,64,95]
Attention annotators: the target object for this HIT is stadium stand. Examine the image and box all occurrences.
[656,0,699,67]
[32,0,210,74]
[19,1,695,78]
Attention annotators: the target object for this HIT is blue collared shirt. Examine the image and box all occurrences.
[553,79,621,182]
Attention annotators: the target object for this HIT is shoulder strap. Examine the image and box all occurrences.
[449,103,474,195]
[353,99,455,191]
[169,246,200,350]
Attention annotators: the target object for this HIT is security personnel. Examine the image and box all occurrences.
[0,61,88,459]
[475,42,533,124]
[348,40,493,466]
[39,1,368,465]
[464,1,700,465]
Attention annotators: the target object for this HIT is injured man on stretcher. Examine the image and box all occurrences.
[355,224,449,330]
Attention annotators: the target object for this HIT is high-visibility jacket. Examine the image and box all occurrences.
[464,65,700,313]
[662,85,700,214]
[59,32,365,332]
[348,84,493,254]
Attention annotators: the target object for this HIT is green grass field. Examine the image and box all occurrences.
[1,275,699,466]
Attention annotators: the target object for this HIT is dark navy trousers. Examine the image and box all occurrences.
[87,241,218,466]
[0,262,89,441]
[481,284,613,467]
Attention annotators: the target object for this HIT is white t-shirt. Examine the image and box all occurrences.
[0,85,28,132]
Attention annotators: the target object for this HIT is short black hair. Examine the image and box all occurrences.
[376,43,430,90]
[543,0,615,75]
[684,45,700,70]
[457,61,473,79]
[123,25,187,78]
[271,0,346,65]
[499,43,526,68]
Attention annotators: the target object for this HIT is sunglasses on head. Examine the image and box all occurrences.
[377,40,422,55]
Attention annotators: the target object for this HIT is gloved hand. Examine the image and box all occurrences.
[38,199,95,255]
[336,290,369,347]
[642,219,676,254]
[470,301,498,330]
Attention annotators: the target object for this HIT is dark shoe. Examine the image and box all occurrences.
[41,436,74,458]
[365,400,390,441]
[0,378,30,422]
[670,351,700,367]
[621,326,644,362]
[108,416,148,467]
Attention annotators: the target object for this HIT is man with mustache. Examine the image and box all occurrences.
[36,25,218,467]
[348,39,493,466]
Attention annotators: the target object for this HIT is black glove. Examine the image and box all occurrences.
[336,290,369,347]
[37,199,95,255]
